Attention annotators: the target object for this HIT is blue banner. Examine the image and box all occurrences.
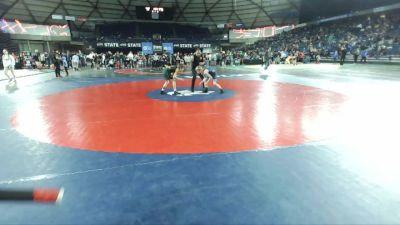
[141,42,153,55]
[162,42,174,54]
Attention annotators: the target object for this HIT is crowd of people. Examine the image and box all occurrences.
[2,10,400,79]
[1,50,86,71]
[230,10,400,65]
[90,11,400,69]
[57,51,240,72]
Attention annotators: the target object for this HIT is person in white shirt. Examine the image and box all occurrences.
[101,54,106,68]
[2,49,16,83]
[127,51,134,68]
[72,54,80,71]
[153,53,159,61]
[87,52,95,68]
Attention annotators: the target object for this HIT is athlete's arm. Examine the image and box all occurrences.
[202,69,212,85]
[199,74,205,85]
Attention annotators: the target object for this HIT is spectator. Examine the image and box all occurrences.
[361,49,369,63]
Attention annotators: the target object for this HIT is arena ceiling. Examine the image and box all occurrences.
[0,0,300,31]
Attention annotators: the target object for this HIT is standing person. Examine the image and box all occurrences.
[32,50,39,69]
[2,49,16,83]
[315,53,321,64]
[160,64,184,95]
[101,53,106,68]
[127,51,134,68]
[339,45,347,66]
[72,53,80,71]
[175,52,181,67]
[39,53,46,69]
[333,50,339,62]
[45,52,50,69]
[195,66,224,94]
[263,50,271,69]
[62,55,69,76]
[53,52,61,78]
[360,49,368,64]
[190,48,204,92]
[352,46,360,63]
[87,51,94,68]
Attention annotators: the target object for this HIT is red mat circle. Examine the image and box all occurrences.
[11,80,346,154]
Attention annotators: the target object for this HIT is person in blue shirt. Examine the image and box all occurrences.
[361,49,368,63]
[62,55,69,76]
[333,50,339,62]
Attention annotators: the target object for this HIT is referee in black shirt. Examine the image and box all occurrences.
[191,48,205,92]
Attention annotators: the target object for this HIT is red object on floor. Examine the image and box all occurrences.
[0,188,63,203]
[11,80,346,154]
[34,188,63,203]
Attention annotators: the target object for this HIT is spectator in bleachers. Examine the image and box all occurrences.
[352,45,360,63]
[229,11,399,65]
[339,45,347,66]
[361,49,369,63]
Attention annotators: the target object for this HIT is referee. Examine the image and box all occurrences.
[191,48,205,92]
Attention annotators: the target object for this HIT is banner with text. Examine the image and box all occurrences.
[96,42,142,48]
[173,43,212,49]
[96,42,212,50]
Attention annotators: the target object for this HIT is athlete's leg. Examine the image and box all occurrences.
[162,80,169,89]
[199,74,204,88]
[160,80,169,94]
[191,69,197,92]
[213,79,224,94]
[4,67,11,81]
[213,79,222,89]
[172,77,180,95]
[202,76,211,93]
[172,78,176,91]
[10,67,16,81]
